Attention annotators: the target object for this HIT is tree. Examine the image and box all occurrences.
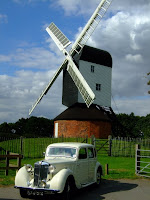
[0,122,11,134]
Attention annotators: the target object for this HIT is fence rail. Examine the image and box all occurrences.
[0,151,23,176]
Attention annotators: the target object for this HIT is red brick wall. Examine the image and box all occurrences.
[54,120,111,139]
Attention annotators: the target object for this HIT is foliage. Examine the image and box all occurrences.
[0,112,150,138]
[0,117,54,138]
[113,113,150,138]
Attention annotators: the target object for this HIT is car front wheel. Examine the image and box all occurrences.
[20,189,28,198]
[62,179,72,200]
[96,169,101,186]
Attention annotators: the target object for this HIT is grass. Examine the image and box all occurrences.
[0,158,40,187]
[0,155,140,187]
[98,156,137,179]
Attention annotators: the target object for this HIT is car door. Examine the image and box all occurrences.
[75,147,88,185]
[88,147,97,182]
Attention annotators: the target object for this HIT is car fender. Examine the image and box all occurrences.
[49,168,74,193]
[15,166,30,187]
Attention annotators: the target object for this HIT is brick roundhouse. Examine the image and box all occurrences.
[54,103,111,139]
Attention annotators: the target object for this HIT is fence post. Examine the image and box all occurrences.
[108,135,112,156]
[17,155,22,169]
[105,164,109,175]
[5,151,9,176]
[135,144,140,175]
[20,136,23,155]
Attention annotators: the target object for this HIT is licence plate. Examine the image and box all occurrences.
[27,190,44,196]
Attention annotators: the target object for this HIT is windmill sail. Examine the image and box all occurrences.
[67,58,95,107]
[46,23,71,51]
[70,0,112,55]
[29,63,65,115]
[29,0,112,115]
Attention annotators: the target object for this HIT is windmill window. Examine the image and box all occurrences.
[96,83,101,91]
[91,65,95,73]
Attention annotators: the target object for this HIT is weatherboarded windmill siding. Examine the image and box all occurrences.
[55,45,113,139]
[63,45,112,108]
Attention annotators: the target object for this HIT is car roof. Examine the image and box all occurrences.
[47,142,94,149]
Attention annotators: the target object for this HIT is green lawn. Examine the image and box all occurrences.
[0,155,139,187]
[98,156,137,179]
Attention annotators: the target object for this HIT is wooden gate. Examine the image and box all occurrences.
[91,136,112,156]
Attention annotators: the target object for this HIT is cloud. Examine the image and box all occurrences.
[112,97,150,116]
[0,69,66,124]
[0,45,64,70]
[0,55,11,62]
[0,14,8,24]
[0,37,67,124]
[125,54,143,63]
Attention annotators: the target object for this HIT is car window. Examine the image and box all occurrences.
[79,148,87,159]
[88,148,94,158]
[46,147,77,158]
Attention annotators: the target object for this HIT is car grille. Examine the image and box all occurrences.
[34,161,49,187]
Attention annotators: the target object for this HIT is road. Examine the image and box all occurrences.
[0,179,150,200]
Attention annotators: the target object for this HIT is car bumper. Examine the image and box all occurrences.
[14,186,60,196]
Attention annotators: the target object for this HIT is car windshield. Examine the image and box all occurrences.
[46,147,77,158]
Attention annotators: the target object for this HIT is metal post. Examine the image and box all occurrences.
[20,136,23,155]
[91,135,95,146]
[108,135,112,156]
[135,144,140,175]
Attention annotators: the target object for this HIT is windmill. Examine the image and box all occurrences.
[29,0,113,116]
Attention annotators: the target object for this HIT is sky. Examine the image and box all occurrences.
[0,0,150,124]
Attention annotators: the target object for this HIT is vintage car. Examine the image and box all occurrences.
[15,142,103,199]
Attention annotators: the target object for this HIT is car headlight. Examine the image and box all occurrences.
[40,180,47,188]
[49,165,55,173]
[25,164,33,172]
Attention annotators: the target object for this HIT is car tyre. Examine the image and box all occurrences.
[96,168,101,186]
[62,178,73,200]
[20,189,28,198]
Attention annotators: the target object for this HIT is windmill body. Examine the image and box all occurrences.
[63,45,112,108]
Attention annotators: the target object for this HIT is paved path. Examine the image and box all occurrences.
[0,179,150,200]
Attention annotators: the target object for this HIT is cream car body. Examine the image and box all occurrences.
[15,142,102,198]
